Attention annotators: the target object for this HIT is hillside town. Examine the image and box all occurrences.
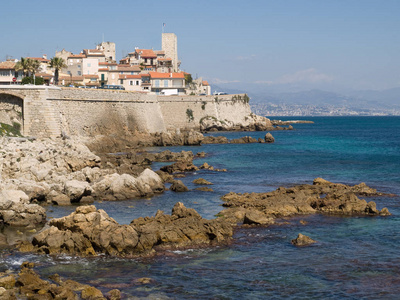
[0,33,211,96]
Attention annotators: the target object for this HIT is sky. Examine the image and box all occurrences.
[1,0,399,92]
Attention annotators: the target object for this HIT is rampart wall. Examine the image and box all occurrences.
[0,87,252,138]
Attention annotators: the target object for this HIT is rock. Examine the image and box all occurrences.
[199,162,214,170]
[230,136,258,144]
[155,170,174,183]
[160,160,199,174]
[0,192,46,227]
[50,193,71,206]
[135,168,164,196]
[64,180,93,202]
[202,136,229,144]
[220,179,390,224]
[291,233,316,246]
[81,286,105,299]
[193,178,213,185]
[183,130,204,145]
[21,203,233,257]
[264,133,275,143]
[107,289,121,300]
[196,151,206,158]
[170,180,189,192]
[243,210,274,225]
[195,187,214,192]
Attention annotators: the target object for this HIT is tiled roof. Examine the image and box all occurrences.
[135,49,157,58]
[149,72,185,79]
[68,54,86,58]
[118,65,141,72]
[26,57,50,63]
[157,58,172,61]
[202,80,209,86]
[99,62,117,65]
[0,61,16,69]
[36,72,53,78]
[98,68,109,71]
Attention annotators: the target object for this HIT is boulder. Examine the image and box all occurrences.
[64,180,92,202]
[230,136,258,144]
[193,178,213,185]
[291,233,316,246]
[264,133,275,143]
[202,136,229,144]
[160,160,199,174]
[243,210,274,225]
[170,180,189,192]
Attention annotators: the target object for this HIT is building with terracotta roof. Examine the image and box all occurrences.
[0,60,23,85]
[149,72,185,95]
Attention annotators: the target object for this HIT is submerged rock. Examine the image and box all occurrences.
[170,180,189,192]
[193,178,213,185]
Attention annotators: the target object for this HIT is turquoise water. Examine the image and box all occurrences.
[2,116,400,299]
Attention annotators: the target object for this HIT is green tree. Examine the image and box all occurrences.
[14,57,31,76]
[15,57,41,77]
[49,57,67,85]
[185,73,193,85]
[21,76,44,85]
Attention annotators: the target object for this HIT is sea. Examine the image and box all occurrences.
[1,116,400,299]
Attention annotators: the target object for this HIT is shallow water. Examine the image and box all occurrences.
[2,116,400,299]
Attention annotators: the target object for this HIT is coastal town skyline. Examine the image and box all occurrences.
[1,0,399,92]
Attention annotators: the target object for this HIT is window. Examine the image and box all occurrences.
[136,80,139,85]
[120,80,123,84]
[77,71,81,75]
[78,65,81,68]
[155,80,159,87]
[164,80,168,87]
[130,81,133,86]
[87,63,91,67]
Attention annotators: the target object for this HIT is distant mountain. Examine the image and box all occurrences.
[209,82,400,116]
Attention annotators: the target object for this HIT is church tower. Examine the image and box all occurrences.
[162,33,179,72]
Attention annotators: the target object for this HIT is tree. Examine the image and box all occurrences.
[14,57,31,76]
[49,57,67,85]
[185,73,193,85]
[15,57,41,77]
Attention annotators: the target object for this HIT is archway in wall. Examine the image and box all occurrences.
[0,93,24,135]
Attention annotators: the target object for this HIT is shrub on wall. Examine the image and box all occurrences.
[186,108,194,122]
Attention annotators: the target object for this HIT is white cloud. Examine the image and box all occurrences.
[256,68,334,85]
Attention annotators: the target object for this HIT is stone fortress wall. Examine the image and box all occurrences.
[0,86,252,138]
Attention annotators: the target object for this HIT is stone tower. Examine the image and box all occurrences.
[97,42,116,63]
[162,33,179,72]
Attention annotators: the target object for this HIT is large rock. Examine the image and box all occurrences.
[264,132,275,143]
[291,233,316,246]
[170,180,189,192]
[64,180,93,202]
[219,179,390,225]
[20,203,233,256]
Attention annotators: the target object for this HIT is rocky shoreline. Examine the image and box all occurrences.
[0,122,394,299]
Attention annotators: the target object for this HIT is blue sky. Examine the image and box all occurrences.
[1,0,399,91]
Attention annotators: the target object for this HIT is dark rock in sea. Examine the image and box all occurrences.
[264,133,275,143]
[230,136,258,144]
[155,170,174,183]
[202,136,229,144]
[199,162,214,170]
[193,178,213,185]
[160,159,199,174]
[291,233,316,246]
[195,187,214,192]
[243,210,274,225]
[170,180,189,192]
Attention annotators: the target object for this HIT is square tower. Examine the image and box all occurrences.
[162,33,179,72]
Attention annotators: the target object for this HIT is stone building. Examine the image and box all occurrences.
[162,33,180,72]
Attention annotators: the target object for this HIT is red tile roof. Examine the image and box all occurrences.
[0,61,16,69]
[202,81,209,86]
[149,72,185,79]
[83,74,99,79]
[98,68,109,71]
[135,49,157,58]
[118,65,141,72]
[26,57,50,63]
[68,54,86,58]
[157,58,172,61]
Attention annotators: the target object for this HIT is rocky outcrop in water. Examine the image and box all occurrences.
[19,203,233,257]
[291,233,316,246]
[200,114,274,132]
[0,262,117,299]
[218,178,390,225]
